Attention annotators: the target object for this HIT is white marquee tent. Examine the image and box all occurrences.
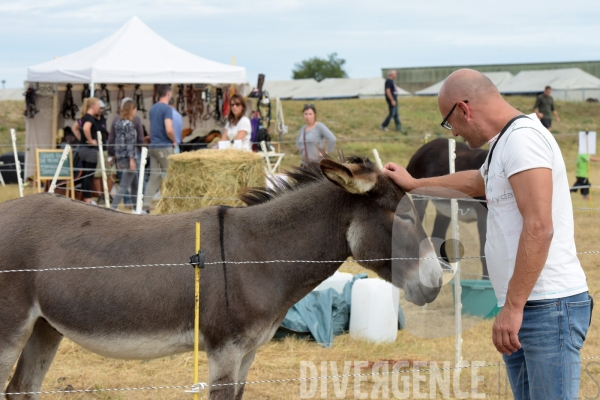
[497,68,600,101]
[0,89,23,101]
[24,16,248,177]
[415,71,514,96]
[291,77,410,100]
[262,79,319,100]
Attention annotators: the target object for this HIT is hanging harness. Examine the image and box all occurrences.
[202,88,212,121]
[177,84,187,116]
[23,87,40,119]
[195,88,205,123]
[116,85,125,114]
[81,84,91,101]
[221,88,230,120]
[96,84,111,116]
[185,85,198,129]
[152,84,159,104]
[215,88,223,123]
[257,91,272,130]
[60,84,79,120]
[134,85,148,118]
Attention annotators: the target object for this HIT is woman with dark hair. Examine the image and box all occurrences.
[296,104,337,163]
[74,97,101,204]
[111,100,139,209]
[221,94,251,150]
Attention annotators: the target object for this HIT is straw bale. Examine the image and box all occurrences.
[156,149,265,213]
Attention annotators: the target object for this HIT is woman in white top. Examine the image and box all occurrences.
[221,94,252,151]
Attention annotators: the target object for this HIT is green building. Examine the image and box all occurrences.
[383,61,600,93]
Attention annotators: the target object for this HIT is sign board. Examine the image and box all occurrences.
[36,149,73,179]
[579,131,597,155]
[35,148,75,198]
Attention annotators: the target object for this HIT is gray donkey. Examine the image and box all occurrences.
[0,157,443,399]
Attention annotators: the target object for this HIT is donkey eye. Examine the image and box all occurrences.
[397,213,414,223]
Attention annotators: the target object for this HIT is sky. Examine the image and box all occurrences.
[1,0,600,89]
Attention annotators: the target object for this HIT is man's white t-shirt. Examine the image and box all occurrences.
[479,113,588,306]
[225,116,252,151]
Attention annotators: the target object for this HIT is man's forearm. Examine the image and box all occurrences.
[386,89,394,103]
[504,224,553,310]
[166,130,176,143]
[409,170,485,197]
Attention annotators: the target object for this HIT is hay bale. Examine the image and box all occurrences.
[156,149,265,213]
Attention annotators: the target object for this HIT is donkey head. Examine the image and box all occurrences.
[320,157,443,306]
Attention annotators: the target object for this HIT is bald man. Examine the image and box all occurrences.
[383,69,591,400]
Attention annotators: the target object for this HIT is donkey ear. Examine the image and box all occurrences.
[320,159,377,194]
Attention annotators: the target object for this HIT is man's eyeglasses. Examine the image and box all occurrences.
[440,100,468,130]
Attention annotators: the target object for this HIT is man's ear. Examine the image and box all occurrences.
[320,159,377,194]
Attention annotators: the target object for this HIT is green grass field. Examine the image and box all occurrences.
[1,97,600,399]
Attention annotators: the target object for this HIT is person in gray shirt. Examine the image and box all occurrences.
[296,104,337,163]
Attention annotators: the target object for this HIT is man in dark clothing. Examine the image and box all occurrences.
[533,85,560,131]
[380,70,402,133]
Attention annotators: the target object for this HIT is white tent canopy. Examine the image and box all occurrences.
[262,79,319,100]
[27,16,246,84]
[497,68,600,100]
[24,16,248,178]
[291,77,410,100]
[415,71,514,96]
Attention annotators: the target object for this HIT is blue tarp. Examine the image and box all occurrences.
[278,274,405,347]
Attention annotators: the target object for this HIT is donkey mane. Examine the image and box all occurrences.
[240,155,377,206]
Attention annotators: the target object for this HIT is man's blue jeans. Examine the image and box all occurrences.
[503,292,591,400]
[382,103,401,130]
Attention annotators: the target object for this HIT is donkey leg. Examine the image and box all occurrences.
[0,315,37,399]
[234,349,257,400]
[5,319,63,400]
[207,346,244,400]
[413,198,428,224]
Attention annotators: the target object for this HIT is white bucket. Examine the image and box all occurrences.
[313,272,353,294]
[349,279,400,343]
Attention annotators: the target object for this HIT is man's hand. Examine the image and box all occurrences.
[130,158,136,170]
[556,116,561,123]
[536,112,544,120]
[382,162,416,191]
[492,306,523,355]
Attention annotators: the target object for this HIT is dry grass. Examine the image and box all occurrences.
[156,149,265,213]
[2,96,600,399]
[0,100,26,152]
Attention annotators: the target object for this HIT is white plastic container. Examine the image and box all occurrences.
[313,272,353,294]
[349,279,400,343]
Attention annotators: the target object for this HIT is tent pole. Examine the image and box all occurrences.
[51,85,59,148]
[90,80,95,97]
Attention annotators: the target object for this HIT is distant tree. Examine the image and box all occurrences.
[292,53,348,81]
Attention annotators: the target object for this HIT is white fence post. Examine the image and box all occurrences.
[48,145,71,193]
[135,147,148,214]
[10,129,24,197]
[448,138,463,366]
[97,132,110,207]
